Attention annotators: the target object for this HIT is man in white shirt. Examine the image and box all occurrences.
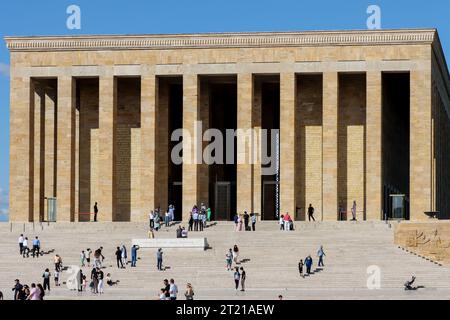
[169,278,178,300]
[18,234,24,255]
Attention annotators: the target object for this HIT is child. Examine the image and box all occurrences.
[82,275,87,292]
[54,270,60,287]
[298,259,304,278]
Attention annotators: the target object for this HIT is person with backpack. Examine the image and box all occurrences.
[305,255,313,274]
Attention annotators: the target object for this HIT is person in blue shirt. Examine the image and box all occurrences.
[32,236,41,258]
[305,255,313,274]
[131,245,140,267]
[317,245,326,267]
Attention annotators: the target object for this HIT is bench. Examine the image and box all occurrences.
[131,238,209,251]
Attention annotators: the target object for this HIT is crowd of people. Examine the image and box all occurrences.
[233,211,257,232]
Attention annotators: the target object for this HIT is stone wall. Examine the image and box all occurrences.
[395,221,450,264]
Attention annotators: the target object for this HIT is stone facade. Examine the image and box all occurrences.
[5,29,450,222]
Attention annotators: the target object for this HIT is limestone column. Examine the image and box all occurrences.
[322,72,338,221]
[252,79,262,219]
[56,76,76,222]
[140,75,157,218]
[10,76,32,221]
[44,89,56,220]
[410,70,432,220]
[155,79,169,210]
[366,71,382,220]
[182,74,199,220]
[237,73,254,214]
[280,73,297,217]
[98,75,116,221]
[198,80,210,206]
[33,85,44,222]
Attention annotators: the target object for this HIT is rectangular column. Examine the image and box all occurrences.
[44,90,56,219]
[182,74,199,220]
[252,80,262,219]
[155,79,169,210]
[410,70,432,220]
[366,71,382,220]
[98,75,116,221]
[33,86,44,222]
[10,76,32,221]
[237,73,254,214]
[322,72,338,221]
[56,76,75,222]
[140,75,157,218]
[280,73,297,216]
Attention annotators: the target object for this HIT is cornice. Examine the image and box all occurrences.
[4,29,437,52]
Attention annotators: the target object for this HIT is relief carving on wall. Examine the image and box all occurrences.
[402,228,450,262]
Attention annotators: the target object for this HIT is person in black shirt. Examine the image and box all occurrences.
[12,279,23,300]
[307,204,316,222]
[115,247,124,268]
[163,279,170,299]
[91,267,99,294]
[243,212,250,231]
[94,202,98,222]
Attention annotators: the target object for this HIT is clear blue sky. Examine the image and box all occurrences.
[1,0,450,221]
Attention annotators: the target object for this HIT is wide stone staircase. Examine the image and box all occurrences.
[0,220,449,300]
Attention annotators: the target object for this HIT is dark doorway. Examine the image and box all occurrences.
[167,78,183,220]
[259,77,280,220]
[382,73,410,220]
[206,77,237,221]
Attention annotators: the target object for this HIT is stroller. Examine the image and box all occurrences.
[404,276,416,290]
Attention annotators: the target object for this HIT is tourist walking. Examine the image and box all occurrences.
[157,248,164,271]
[238,215,243,231]
[94,202,98,222]
[154,213,161,231]
[90,267,99,294]
[250,213,256,231]
[188,212,194,231]
[54,269,60,287]
[169,279,178,300]
[226,249,233,271]
[86,248,92,267]
[80,250,86,267]
[165,210,170,227]
[121,244,127,266]
[32,236,41,258]
[207,207,212,222]
[233,245,239,264]
[243,211,250,231]
[317,245,326,267]
[37,284,45,300]
[116,246,124,269]
[193,206,199,231]
[169,204,175,224]
[27,283,41,300]
[305,255,313,274]
[298,259,304,277]
[54,254,62,271]
[351,201,357,221]
[97,268,104,294]
[234,213,239,231]
[279,215,284,230]
[233,267,241,291]
[308,204,316,221]
[12,279,23,300]
[184,283,194,300]
[18,234,24,255]
[240,267,246,291]
[149,210,155,229]
[42,268,51,292]
[22,237,29,257]
[131,244,140,267]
